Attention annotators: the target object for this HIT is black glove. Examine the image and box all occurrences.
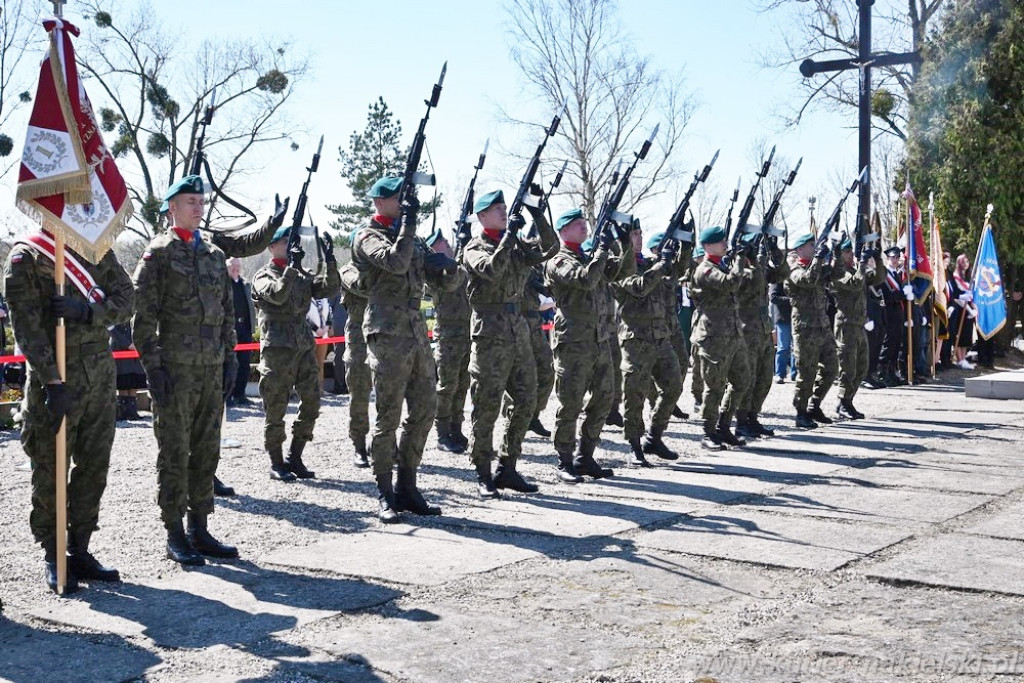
[660,239,679,263]
[508,213,526,234]
[319,232,336,263]
[598,227,614,250]
[43,382,70,435]
[859,249,871,264]
[814,242,830,261]
[271,194,290,229]
[288,242,305,269]
[401,195,421,229]
[456,224,472,250]
[222,357,238,402]
[49,295,92,324]
[423,251,457,277]
[147,366,174,405]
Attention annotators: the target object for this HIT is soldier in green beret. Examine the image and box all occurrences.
[689,244,706,412]
[252,225,341,481]
[339,227,372,468]
[133,175,239,565]
[832,239,884,419]
[353,176,464,522]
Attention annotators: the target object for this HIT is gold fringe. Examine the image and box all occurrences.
[16,171,90,203]
[48,30,89,175]
[63,189,93,205]
[18,196,135,264]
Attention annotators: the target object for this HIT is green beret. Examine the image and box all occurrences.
[556,208,584,232]
[699,226,726,245]
[474,189,505,214]
[840,238,853,251]
[368,176,403,199]
[693,244,705,258]
[646,231,666,251]
[792,233,815,249]
[425,228,443,247]
[741,232,757,245]
[270,226,290,244]
[159,174,206,213]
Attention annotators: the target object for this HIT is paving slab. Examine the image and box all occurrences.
[745,430,915,461]
[892,407,1020,429]
[962,499,1024,541]
[675,449,851,479]
[742,482,990,526]
[965,370,1024,399]
[832,461,1024,495]
[868,533,1024,596]
[25,563,398,649]
[570,466,781,506]
[263,526,545,586]
[637,510,910,570]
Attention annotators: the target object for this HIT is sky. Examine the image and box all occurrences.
[1,0,885,244]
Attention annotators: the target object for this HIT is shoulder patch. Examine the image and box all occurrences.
[142,251,153,261]
[11,254,22,264]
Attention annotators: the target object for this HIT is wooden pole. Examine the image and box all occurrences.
[904,197,914,384]
[54,233,68,595]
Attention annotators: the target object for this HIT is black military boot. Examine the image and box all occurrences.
[115,396,129,422]
[808,403,833,424]
[840,398,864,419]
[68,530,120,582]
[124,395,142,420]
[627,436,652,468]
[795,410,818,430]
[435,421,461,453]
[187,512,238,559]
[450,422,470,451]
[528,415,551,438]
[43,539,80,594]
[605,408,624,428]
[748,413,775,437]
[642,426,679,460]
[716,414,747,447]
[734,410,760,440]
[865,372,886,389]
[701,425,725,451]
[573,438,614,479]
[493,457,540,493]
[556,450,584,483]
[375,472,400,523]
[268,444,297,481]
[352,437,370,468]
[213,476,236,497]
[285,439,315,479]
[475,458,500,499]
[166,518,205,566]
[394,467,442,515]
[836,400,855,420]
[671,405,689,420]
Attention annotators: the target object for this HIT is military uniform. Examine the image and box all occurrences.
[832,248,884,418]
[521,265,556,434]
[5,237,133,590]
[340,260,372,465]
[429,261,472,452]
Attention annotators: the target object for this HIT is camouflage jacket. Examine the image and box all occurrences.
[690,255,747,346]
[737,245,791,338]
[428,270,471,338]
[461,214,557,341]
[784,254,831,333]
[832,252,884,330]
[4,241,134,385]
[656,257,689,341]
[545,238,631,347]
[132,231,236,370]
[203,214,277,259]
[612,255,673,342]
[339,261,368,346]
[252,259,341,349]
[352,218,463,339]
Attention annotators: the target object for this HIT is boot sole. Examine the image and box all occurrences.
[166,550,205,566]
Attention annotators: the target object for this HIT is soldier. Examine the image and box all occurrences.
[339,234,372,468]
[785,233,839,429]
[133,175,239,565]
[688,244,706,412]
[612,227,684,466]
[546,209,633,479]
[252,226,341,480]
[690,226,750,450]
[205,196,289,260]
[426,229,471,454]
[521,263,557,438]
[352,176,463,522]
[832,239,884,419]
[462,189,556,497]
[878,245,908,386]
[729,232,790,439]
[5,231,134,592]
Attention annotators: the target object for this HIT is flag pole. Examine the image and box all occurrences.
[904,193,914,385]
[928,193,936,378]
[955,204,993,351]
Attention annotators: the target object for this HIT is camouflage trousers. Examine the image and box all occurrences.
[434,329,471,426]
[836,323,869,401]
[623,336,682,441]
[609,334,622,409]
[470,321,536,465]
[700,339,751,431]
[366,333,437,478]
[154,360,223,526]
[725,330,774,415]
[690,341,704,405]
[553,338,614,453]
[258,344,320,450]
[531,320,555,415]
[344,340,372,442]
[671,329,690,376]
[23,354,116,544]
[793,327,839,412]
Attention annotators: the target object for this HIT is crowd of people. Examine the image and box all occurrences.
[1,172,1012,596]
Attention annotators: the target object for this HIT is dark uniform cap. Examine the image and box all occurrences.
[474,189,505,214]
[884,245,903,256]
[792,233,815,249]
[556,207,584,232]
[646,231,666,251]
[699,226,727,245]
[160,175,206,213]
[368,176,403,199]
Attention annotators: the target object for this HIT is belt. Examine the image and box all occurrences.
[369,295,420,310]
[162,322,218,339]
[473,302,521,314]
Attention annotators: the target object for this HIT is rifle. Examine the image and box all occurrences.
[754,157,802,243]
[542,159,570,229]
[722,176,742,237]
[397,62,447,231]
[508,98,568,224]
[729,145,775,252]
[593,125,659,245]
[455,138,488,256]
[855,181,882,258]
[817,167,869,252]
[664,149,719,246]
[287,134,324,274]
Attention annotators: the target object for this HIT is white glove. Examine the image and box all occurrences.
[958,291,973,302]
[864,319,875,332]
[902,284,914,300]
[921,316,929,326]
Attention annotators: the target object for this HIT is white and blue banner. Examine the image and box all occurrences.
[972,223,1007,341]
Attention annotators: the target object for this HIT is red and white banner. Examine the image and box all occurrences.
[16,18,131,263]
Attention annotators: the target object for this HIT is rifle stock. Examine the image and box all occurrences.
[509,98,568,221]
[817,167,868,250]
[287,135,324,273]
[730,145,775,251]
[398,63,447,230]
[455,138,487,256]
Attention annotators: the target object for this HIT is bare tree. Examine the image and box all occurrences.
[758,0,946,140]
[75,0,309,239]
[503,0,696,226]
[0,0,41,178]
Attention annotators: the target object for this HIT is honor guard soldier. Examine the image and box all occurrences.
[133,175,239,565]
[339,233,372,468]
[352,176,464,522]
[252,225,341,480]
[832,238,884,418]
[5,231,134,592]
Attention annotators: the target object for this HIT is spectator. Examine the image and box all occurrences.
[308,297,331,391]
[769,282,796,383]
[110,322,145,420]
[325,294,348,395]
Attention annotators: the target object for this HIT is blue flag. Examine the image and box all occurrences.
[972,224,1007,340]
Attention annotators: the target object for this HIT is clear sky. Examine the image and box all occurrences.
[3,0,879,243]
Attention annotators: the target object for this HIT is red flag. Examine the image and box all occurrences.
[16,19,132,263]
[902,184,933,302]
